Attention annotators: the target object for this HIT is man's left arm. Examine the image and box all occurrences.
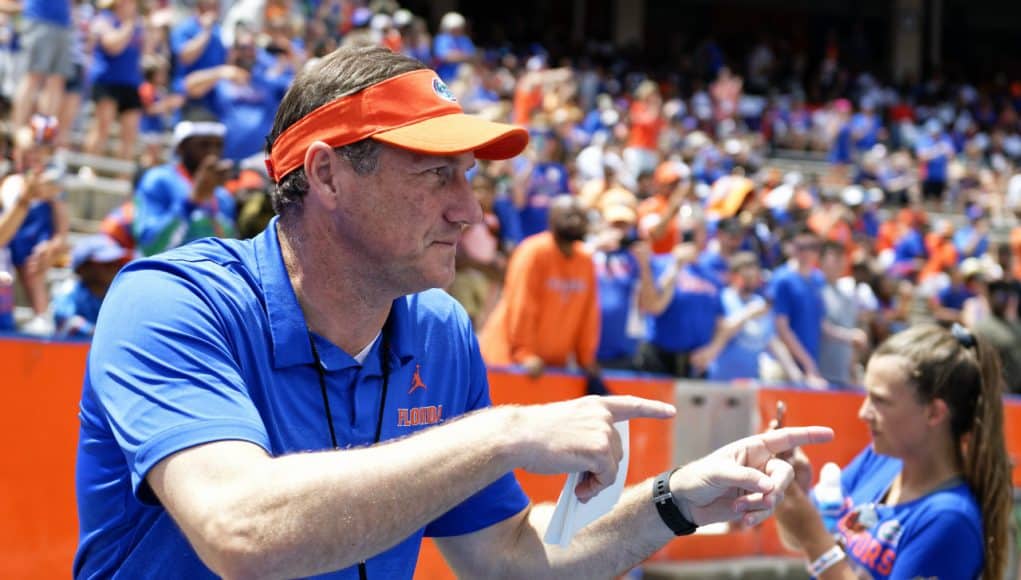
[437,426,833,578]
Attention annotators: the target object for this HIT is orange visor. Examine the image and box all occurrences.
[265,69,529,182]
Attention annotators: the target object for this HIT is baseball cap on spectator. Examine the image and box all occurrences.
[72,235,128,272]
[370,13,392,31]
[603,204,636,226]
[965,204,985,222]
[653,160,690,185]
[393,9,413,28]
[440,12,466,31]
[960,257,985,281]
[841,185,865,207]
[833,99,852,113]
[351,7,374,28]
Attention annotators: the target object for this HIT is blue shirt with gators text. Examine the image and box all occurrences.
[74,217,529,579]
[822,446,983,580]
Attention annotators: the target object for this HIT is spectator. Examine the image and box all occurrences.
[516,130,570,238]
[972,280,1021,394]
[691,252,800,382]
[591,204,650,370]
[699,216,746,287]
[433,11,475,84]
[818,240,869,386]
[638,240,721,378]
[184,27,295,162]
[952,205,990,262]
[132,114,236,256]
[637,160,694,255]
[0,116,70,335]
[11,0,73,129]
[170,0,226,104]
[52,234,127,337]
[480,195,600,380]
[770,226,827,387]
[776,324,1011,579]
[623,80,664,178]
[447,172,507,328]
[915,118,954,201]
[84,0,144,161]
[57,0,94,150]
[138,55,185,166]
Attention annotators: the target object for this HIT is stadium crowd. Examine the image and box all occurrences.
[2,0,1021,392]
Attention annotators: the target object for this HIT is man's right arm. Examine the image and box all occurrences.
[148,396,675,579]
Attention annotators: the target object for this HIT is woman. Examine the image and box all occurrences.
[774,323,1011,579]
[84,0,143,161]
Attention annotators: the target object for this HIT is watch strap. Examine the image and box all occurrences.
[653,468,697,536]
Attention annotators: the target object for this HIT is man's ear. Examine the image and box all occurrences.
[303,142,348,211]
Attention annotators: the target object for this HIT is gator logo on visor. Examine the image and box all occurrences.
[432,77,457,102]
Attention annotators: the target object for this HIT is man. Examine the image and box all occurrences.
[432,11,475,83]
[170,0,226,106]
[637,160,694,255]
[817,241,868,386]
[184,27,297,162]
[770,226,828,387]
[479,194,599,380]
[690,252,800,382]
[638,239,722,378]
[75,46,831,579]
[131,114,237,256]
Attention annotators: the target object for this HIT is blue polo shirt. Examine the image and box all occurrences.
[74,218,529,579]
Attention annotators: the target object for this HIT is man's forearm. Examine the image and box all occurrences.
[498,478,673,579]
[157,406,523,579]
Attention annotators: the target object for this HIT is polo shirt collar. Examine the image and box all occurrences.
[255,217,416,370]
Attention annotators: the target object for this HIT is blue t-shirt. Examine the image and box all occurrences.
[89,12,143,87]
[697,250,729,288]
[24,0,71,27]
[7,199,54,266]
[648,258,722,353]
[520,162,570,238]
[915,134,954,183]
[209,50,293,161]
[892,229,926,264]
[74,218,529,579]
[433,33,475,83]
[170,17,226,91]
[825,446,983,579]
[938,284,973,310]
[771,268,825,362]
[132,163,236,256]
[707,288,774,381]
[53,280,103,336]
[952,226,989,260]
[594,249,641,361]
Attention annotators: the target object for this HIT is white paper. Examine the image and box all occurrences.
[543,421,630,547]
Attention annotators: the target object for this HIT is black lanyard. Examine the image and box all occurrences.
[307,328,391,580]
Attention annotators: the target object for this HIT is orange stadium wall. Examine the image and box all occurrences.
[3,336,1021,579]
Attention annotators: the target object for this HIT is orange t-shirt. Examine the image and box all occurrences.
[626,100,663,150]
[637,195,678,254]
[920,233,958,281]
[479,232,599,367]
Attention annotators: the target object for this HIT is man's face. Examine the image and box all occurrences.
[820,248,846,279]
[178,136,224,174]
[325,145,482,294]
[792,234,821,267]
[549,201,588,243]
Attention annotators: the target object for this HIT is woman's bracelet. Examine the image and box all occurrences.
[806,544,845,576]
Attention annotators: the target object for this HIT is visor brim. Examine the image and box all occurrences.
[372,114,529,160]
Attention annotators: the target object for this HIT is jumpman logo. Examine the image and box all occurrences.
[408,364,427,394]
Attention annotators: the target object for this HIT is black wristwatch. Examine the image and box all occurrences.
[653,468,698,536]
